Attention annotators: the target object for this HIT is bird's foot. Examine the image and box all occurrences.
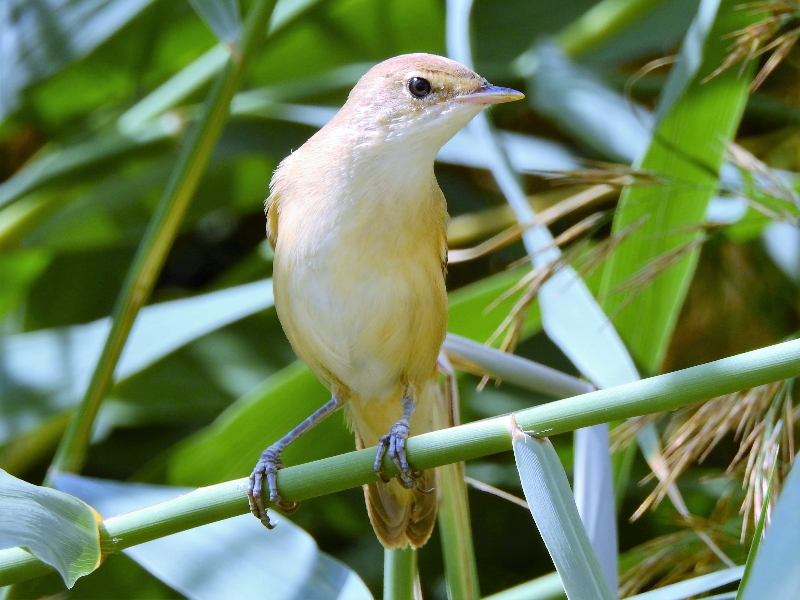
[248,446,299,529]
[373,420,432,493]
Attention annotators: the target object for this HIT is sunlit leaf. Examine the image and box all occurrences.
[627,566,743,599]
[0,470,101,587]
[511,427,615,600]
[598,0,759,373]
[573,424,616,589]
[738,457,800,599]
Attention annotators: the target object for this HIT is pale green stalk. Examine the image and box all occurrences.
[3,338,800,585]
[384,548,416,600]
[47,0,278,478]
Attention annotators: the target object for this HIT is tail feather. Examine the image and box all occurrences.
[363,468,438,549]
[352,378,448,549]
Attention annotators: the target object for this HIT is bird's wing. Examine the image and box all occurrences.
[265,192,279,249]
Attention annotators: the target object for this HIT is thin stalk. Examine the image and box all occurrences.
[437,462,480,600]
[443,334,593,399]
[383,548,416,600]
[46,0,278,478]
[4,338,800,585]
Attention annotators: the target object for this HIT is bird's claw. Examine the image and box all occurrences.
[373,420,431,492]
[248,446,298,529]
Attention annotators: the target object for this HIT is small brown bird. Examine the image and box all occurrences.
[248,53,523,548]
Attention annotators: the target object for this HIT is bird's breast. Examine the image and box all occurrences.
[272,166,447,400]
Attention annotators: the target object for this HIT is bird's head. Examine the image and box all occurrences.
[340,53,524,157]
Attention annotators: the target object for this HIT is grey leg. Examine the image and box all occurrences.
[248,395,343,528]
[374,396,428,490]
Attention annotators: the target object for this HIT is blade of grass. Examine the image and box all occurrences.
[628,566,744,599]
[511,426,615,600]
[738,449,800,598]
[598,0,761,374]
[4,337,800,586]
[0,122,177,211]
[46,0,279,479]
[573,424,617,588]
[734,459,777,599]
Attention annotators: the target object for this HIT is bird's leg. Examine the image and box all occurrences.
[248,395,343,529]
[374,395,424,490]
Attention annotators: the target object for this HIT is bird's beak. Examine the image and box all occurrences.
[460,82,525,105]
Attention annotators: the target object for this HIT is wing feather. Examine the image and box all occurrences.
[265,192,279,249]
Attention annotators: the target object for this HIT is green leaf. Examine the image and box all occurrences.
[598,0,759,373]
[511,427,615,600]
[1,279,274,444]
[53,474,373,599]
[188,0,242,43]
[628,566,744,599]
[438,460,480,599]
[158,361,349,486]
[0,249,50,320]
[447,265,541,342]
[736,454,778,598]
[118,44,231,135]
[738,455,800,599]
[0,470,100,587]
[0,0,156,120]
[0,121,176,211]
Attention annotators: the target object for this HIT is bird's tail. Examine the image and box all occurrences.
[351,376,450,549]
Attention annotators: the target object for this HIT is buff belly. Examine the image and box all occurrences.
[272,223,446,405]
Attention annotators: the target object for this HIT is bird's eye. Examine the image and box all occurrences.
[408,77,432,98]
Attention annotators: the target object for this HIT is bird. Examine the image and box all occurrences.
[247,53,523,549]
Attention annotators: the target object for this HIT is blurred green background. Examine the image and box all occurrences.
[3,0,800,597]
